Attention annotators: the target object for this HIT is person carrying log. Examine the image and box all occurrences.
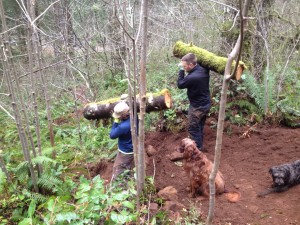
[109,101,134,181]
[177,53,211,152]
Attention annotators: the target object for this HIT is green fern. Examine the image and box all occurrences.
[14,161,30,182]
[227,99,260,114]
[22,189,47,204]
[37,173,63,193]
[242,71,276,113]
[0,170,6,193]
[31,156,56,167]
[277,99,300,127]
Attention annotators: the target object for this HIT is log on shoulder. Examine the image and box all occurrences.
[83,89,172,120]
[173,41,246,80]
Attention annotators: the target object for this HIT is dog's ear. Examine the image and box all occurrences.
[185,146,194,161]
[177,146,184,153]
[178,140,185,153]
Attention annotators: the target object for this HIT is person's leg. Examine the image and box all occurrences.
[199,113,208,151]
[188,106,202,149]
[188,106,208,150]
[112,152,134,181]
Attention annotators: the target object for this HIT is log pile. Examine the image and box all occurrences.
[83,89,172,120]
[173,41,246,80]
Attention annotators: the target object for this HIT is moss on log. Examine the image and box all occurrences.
[83,89,172,120]
[173,41,246,80]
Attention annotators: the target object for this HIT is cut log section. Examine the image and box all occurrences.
[83,89,172,120]
[173,41,246,80]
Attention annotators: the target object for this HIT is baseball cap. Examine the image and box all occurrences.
[112,102,129,118]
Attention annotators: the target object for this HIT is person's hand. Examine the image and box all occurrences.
[178,62,184,71]
[114,118,120,123]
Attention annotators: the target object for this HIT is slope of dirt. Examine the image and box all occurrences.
[94,123,300,225]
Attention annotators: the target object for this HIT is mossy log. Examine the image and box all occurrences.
[173,41,246,80]
[83,89,172,120]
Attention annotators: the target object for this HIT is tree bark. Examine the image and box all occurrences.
[251,0,275,81]
[206,0,250,224]
[83,89,172,120]
[173,41,246,80]
[137,0,148,197]
[0,0,39,193]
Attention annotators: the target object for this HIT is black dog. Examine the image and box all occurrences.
[258,160,300,197]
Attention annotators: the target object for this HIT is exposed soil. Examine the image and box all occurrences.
[91,122,300,225]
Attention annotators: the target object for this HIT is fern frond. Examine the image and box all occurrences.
[242,71,277,113]
[37,173,63,193]
[32,156,56,167]
[0,170,7,193]
[263,72,277,112]
[22,189,47,204]
[14,161,30,181]
[227,99,260,113]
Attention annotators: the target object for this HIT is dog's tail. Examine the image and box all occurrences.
[257,188,274,197]
[257,185,290,197]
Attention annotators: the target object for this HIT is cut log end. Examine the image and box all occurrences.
[235,64,245,81]
[164,89,172,109]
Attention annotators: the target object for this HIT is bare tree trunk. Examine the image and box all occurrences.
[29,0,55,155]
[206,0,250,224]
[137,0,148,194]
[26,0,43,175]
[0,156,11,183]
[251,0,274,80]
[253,0,274,113]
[0,0,38,193]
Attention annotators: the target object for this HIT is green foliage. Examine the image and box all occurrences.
[275,67,300,127]
[226,99,263,125]
[38,175,139,224]
[174,206,204,225]
[241,71,277,113]
[37,173,63,193]
[0,171,6,194]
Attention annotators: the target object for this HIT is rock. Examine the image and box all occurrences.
[146,145,157,157]
[162,201,185,212]
[167,151,184,161]
[157,186,178,201]
[149,203,159,213]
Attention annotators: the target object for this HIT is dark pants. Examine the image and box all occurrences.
[188,105,210,150]
[112,151,134,181]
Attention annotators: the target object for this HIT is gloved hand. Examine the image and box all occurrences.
[114,118,120,123]
[178,62,184,71]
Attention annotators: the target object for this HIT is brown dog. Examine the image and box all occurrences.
[178,138,225,198]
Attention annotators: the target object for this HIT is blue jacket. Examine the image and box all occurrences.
[177,64,211,109]
[109,118,133,154]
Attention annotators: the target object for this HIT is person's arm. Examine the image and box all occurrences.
[177,70,191,89]
[110,122,126,139]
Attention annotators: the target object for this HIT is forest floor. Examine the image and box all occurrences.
[89,121,300,225]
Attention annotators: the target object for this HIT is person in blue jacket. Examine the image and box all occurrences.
[177,53,211,151]
[110,101,134,180]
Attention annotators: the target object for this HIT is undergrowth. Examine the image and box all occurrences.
[1,45,300,224]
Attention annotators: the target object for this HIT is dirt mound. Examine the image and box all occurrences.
[91,124,300,224]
